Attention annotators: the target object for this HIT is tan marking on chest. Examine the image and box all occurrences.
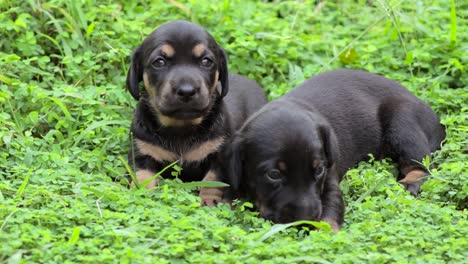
[136,136,224,164]
[136,139,178,162]
[182,137,225,162]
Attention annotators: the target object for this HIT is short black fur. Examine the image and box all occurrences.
[223,69,445,231]
[126,21,267,205]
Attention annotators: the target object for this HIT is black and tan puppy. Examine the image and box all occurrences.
[127,20,266,205]
[224,69,445,231]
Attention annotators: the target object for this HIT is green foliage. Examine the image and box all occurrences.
[0,0,466,263]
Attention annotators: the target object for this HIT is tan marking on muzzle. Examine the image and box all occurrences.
[258,203,273,219]
[192,43,206,57]
[130,169,159,189]
[160,44,175,57]
[399,169,427,184]
[199,170,227,207]
[143,72,161,113]
[143,72,156,97]
[210,71,219,94]
[183,137,225,162]
[135,139,178,162]
[158,115,203,127]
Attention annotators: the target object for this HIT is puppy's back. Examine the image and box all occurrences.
[287,70,412,102]
[224,74,267,131]
[282,69,442,170]
[284,69,430,121]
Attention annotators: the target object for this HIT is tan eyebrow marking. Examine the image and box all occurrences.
[160,44,175,57]
[278,161,287,171]
[192,43,206,57]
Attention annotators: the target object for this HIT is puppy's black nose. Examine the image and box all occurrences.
[176,84,197,101]
[278,202,321,223]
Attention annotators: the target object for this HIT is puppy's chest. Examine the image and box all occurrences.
[135,136,225,165]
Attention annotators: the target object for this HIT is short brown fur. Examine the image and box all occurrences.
[192,43,206,57]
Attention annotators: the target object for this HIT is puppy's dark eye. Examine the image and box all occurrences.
[265,169,282,183]
[200,57,213,68]
[315,165,326,179]
[152,57,166,68]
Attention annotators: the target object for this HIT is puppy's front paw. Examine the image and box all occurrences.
[131,169,159,189]
[321,217,341,233]
[199,187,224,207]
[399,169,427,196]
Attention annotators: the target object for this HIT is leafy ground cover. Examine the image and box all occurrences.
[1,0,467,263]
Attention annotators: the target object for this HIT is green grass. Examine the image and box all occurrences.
[1,0,467,263]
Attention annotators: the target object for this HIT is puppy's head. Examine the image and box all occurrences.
[127,20,228,126]
[224,103,339,223]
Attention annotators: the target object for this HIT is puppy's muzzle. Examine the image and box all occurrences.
[275,201,322,223]
[158,78,210,119]
[175,84,199,102]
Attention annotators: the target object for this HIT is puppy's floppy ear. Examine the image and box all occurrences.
[126,47,143,100]
[222,134,243,190]
[319,124,339,168]
[217,47,229,98]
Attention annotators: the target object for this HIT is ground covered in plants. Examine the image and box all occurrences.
[1,0,467,263]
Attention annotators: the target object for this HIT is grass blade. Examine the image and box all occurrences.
[16,171,32,199]
[259,220,332,242]
[450,0,457,46]
[0,74,15,85]
[1,210,19,232]
[378,0,413,76]
[69,226,81,245]
[48,97,72,120]
[169,181,229,189]
[79,186,120,201]
[7,250,22,264]
[119,156,138,189]
[140,160,180,188]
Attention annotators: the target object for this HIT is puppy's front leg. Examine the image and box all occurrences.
[131,169,159,189]
[128,148,165,189]
[199,167,230,207]
[320,167,345,233]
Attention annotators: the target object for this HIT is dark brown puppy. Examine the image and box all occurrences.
[223,69,445,231]
[127,20,267,205]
